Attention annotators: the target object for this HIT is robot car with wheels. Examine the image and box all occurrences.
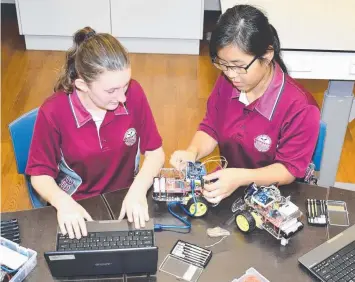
[231,183,304,246]
[152,161,210,218]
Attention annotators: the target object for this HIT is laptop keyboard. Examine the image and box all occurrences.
[311,241,355,282]
[57,230,154,251]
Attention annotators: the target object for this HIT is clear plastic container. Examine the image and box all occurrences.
[231,267,270,282]
[0,237,37,282]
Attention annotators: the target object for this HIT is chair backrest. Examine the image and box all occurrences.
[312,121,327,171]
[8,108,39,174]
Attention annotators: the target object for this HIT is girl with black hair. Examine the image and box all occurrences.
[170,5,320,203]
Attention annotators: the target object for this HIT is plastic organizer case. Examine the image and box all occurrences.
[0,237,37,282]
[231,267,270,282]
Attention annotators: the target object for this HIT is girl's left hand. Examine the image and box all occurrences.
[202,168,245,204]
[118,188,149,229]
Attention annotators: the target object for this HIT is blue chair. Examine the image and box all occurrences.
[312,121,327,172]
[303,121,327,184]
[8,108,46,208]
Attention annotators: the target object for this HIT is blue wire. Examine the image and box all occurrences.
[154,180,200,232]
[154,201,191,231]
[1,265,17,274]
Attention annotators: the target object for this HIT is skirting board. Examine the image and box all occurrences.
[334,182,355,192]
[24,35,200,55]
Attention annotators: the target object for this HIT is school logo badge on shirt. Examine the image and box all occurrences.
[254,134,272,152]
[124,128,137,146]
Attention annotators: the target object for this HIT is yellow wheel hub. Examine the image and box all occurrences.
[189,202,207,217]
[236,215,250,232]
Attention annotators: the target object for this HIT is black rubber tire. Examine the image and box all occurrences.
[235,210,256,233]
[186,197,209,218]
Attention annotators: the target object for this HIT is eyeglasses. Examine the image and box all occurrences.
[212,55,259,74]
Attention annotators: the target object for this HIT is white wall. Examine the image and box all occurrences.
[220,0,355,51]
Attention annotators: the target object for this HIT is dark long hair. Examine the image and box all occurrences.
[54,26,130,93]
[210,5,288,74]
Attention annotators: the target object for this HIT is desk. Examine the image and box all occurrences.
[1,184,354,281]
[1,195,112,282]
[103,183,355,282]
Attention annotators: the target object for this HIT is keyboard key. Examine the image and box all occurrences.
[57,229,154,251]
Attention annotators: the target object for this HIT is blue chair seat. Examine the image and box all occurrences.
[9,108,46,208]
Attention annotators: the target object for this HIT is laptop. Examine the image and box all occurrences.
[44,219,158,279]
[298,224,355,281]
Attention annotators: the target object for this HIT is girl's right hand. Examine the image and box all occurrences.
[169,150,197,170]
[55,197,93,239]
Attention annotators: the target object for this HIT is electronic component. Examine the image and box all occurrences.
[251,190,275,208]
[232,183,303,246]
[278,201,299,218]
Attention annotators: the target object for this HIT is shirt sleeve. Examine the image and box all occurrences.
[197,74,224,142]
[25,108,61,178]
[136,84,163,155]
[274,105,320,178]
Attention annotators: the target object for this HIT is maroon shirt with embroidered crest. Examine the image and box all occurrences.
[26,80,162,200]
[198,63,320,178]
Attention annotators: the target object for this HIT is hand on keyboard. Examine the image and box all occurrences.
[118,189,149,229]
[56,197,93,239]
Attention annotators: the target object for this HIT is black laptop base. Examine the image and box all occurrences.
[44,247,158,279]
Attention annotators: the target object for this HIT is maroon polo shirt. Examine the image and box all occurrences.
[26,79,162,200]
[198,63,320,178]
